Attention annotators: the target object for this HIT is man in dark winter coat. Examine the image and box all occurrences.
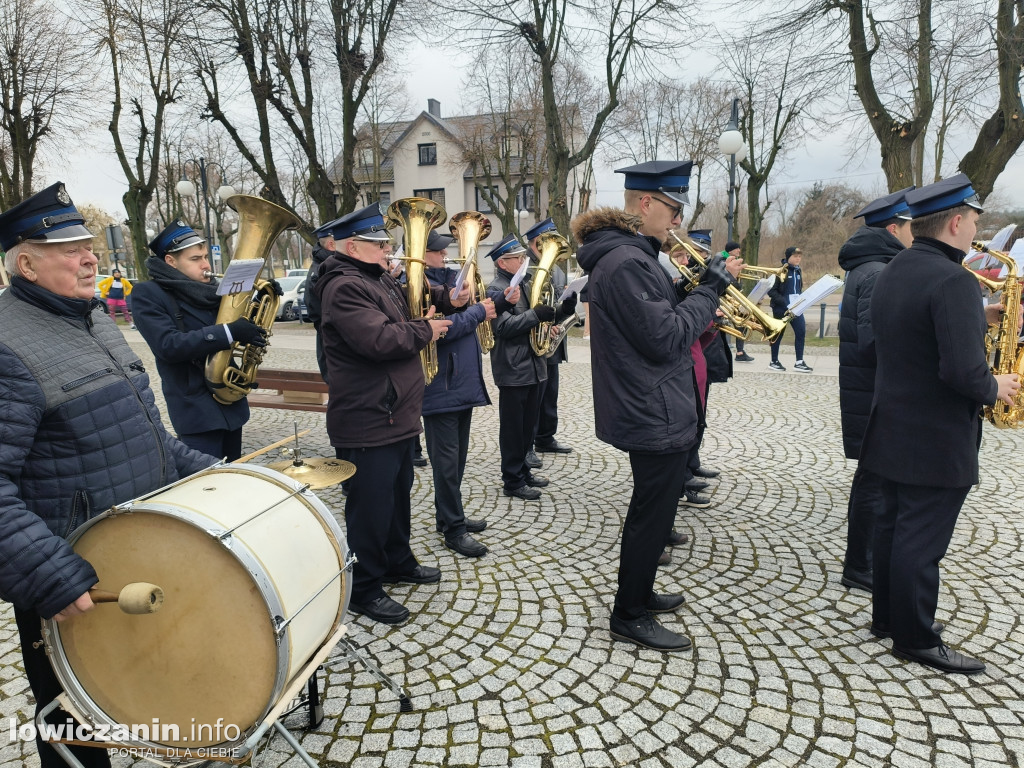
[304,218,339,382]
[572,160,734,653]
[422,230,496,557]
[768,247,812,372]
[836,188,914,593]
[860,174,1019,674]
[313,202,467,625]
[0,184,212,768]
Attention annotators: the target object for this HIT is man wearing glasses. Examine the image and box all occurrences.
[312,202,468,625]
[571,161,734,652]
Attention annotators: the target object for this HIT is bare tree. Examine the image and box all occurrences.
[0,0,90,207]
[350,65,411,208]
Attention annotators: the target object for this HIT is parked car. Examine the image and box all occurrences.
[286,268,308,278]
[275,276,306,321]
[94,274,109,312]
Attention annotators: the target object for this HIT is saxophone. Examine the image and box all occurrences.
[449,211,494,353]
[529,231,575,357]
[204,195,302,405]
[967,241,1024,428]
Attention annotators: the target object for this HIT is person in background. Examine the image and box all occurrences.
[836,187,914,594]
[768,246,812,372]
[722,240,753,362]
[304,216,340,383]
[97,267,134,327]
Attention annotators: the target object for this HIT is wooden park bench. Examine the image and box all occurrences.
[248,367,329,412]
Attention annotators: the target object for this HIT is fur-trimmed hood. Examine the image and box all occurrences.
[570,207,641,244]
[572,207,656,274]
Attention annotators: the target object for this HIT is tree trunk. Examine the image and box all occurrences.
[122,188,152,280]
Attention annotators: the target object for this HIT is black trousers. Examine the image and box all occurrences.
[535,362,560,445]
[844,464,881,574]
[614,450,690,621]
[178,427,243,462]
[337,438,419,603]
[14,608,111,768]
[873,479,970,649]
[498,384,541,490]
[423,409,473,539]
[770,312,806,362]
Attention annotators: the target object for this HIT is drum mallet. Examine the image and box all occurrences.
[89,582,165,614]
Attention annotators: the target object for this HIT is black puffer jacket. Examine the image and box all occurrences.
[837,226,905,459]
[304,244,334,382]
[572,208,719,453]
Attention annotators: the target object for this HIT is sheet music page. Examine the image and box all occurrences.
[508,257,530,290]
[450,258,474,299]
[788,275,844,317]
[558,274,588,302]
[747,277,774,304]
[216,259,266,296]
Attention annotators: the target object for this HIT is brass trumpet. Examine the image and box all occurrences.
[739,262,788,283]
[449,211,494,353]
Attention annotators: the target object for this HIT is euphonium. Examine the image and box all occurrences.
[529,230,575,357]
[204,195,301,405]
[967,241,1024,428]
[449,211,494,353]
[387,197,447,384]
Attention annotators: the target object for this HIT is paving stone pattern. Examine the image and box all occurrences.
[2,333,1023,767]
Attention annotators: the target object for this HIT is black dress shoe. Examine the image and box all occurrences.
[504,485,542,500]
[647,592,686,614]
[667,529,689,547]
[349,595,409,624]
[680,490,712,508]
[412,456,428,468]
[691,466,720,479]
[841,569,873,592]
[525,474,549,487]
[465,518,487,533]
[445,533,488,558]
[657,549,672,566]
[609,613,692,652]
[535,440,573,454]
[381,564,441,585]
[525,450,543,469]
[871,621,945,640]
[892,642,985,674]
[685,479,710,492]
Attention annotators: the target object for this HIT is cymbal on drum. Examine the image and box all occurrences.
[266,457,356,489]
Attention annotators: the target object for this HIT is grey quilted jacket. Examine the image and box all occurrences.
[0,281,212,618]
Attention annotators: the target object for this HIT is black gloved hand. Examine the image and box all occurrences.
[560,294,578,315]
[533,304,556,323]
[227,317,268,347]
[674,278,692,300]
[269,279,285,297]
[699,257,733,297]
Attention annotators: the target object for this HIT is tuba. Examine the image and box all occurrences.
[529,230,576,357]
[387,197,447,384]
[966,241,1024,428]
[449,211,494,353]
[204,195,301,405]
[667,232,790,343]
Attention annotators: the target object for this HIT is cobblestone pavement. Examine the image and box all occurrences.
[2,327,1023,768]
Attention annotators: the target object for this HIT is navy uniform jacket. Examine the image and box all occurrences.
[132,281,250,436]
[859,237,997,487]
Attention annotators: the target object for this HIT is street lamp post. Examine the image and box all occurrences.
[176,157,236,269]
[718,98,747,244]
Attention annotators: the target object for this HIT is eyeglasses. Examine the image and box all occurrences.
[356,239,391,250]
[649,196,683,218]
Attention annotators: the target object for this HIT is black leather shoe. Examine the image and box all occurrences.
[667,529,689,547]
[412,456,428,468]
[685,479,710,492]
[504,485,542,500]
[657,549,672,566]
[841,569,873,593]
[691,466,720,479]
[381,564,441,585]
[465,518,487,533]
[445,533,488,558]
[647,592,686,613]
[535,440,573,454]
[871,621,944,640]
[349,595,409,624]
[680,490,712,508]
[893,642,985,674]
[609,613,692,652]
[525,474,549,487]
[525,451,542,469]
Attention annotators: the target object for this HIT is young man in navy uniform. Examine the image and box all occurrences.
[860,174,1020,673]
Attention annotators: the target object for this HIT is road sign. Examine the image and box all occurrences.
[210,244,221,258]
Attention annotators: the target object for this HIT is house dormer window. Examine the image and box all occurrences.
[418,143,437,165]
[503,135,521,157]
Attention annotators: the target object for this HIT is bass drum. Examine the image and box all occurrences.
[42,464,350,751]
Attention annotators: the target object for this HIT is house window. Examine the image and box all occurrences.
[475,186,498,213]
[503,135,521,157]
[379,191,391,207]
[516,184,535,212]
[414,188,446,208]
[359,148,374,166]
[418,143,437,165]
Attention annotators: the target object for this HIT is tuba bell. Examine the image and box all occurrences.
[386,197,447,385]
[449,211,494,353]
[529,230,575,357]
[204,195,302,404]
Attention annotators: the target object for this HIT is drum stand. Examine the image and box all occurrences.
[327,634,413,713]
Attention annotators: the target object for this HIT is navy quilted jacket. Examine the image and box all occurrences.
[0,280,212,618]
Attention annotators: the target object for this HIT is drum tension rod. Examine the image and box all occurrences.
[211,484,313,544]
[274,554,356,635]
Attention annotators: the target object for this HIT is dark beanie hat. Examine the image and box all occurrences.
[724,240,741,252]
[785,246,802,258]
